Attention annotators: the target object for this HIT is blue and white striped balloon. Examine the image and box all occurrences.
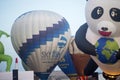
[11,10,71,80]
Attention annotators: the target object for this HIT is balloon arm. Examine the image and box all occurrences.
[75,23,96,56]
[116,49,120,59]
[0,42,4,54]
[0,30,10,38]
[0,54,12,71]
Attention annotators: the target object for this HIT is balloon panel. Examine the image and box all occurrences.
[71,54,90,76]
[11,10,71,79]
[68,37,90,76]
[58,50,77,77]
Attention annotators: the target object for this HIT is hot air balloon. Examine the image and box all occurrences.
[69,37,93,80]
[11,10,71,80]
[75,0,120,80]
[58,49,77,80]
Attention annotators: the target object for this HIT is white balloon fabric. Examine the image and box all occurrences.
[11,10,71,80]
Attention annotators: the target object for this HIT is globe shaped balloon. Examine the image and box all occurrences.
[11,10,71,80]
[95,37,119,64]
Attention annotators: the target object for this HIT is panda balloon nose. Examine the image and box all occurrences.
[101,27,108,31]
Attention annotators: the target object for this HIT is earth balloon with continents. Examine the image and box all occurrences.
[11,10,71,80]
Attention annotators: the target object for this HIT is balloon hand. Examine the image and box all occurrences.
[6,34,10,37]
[116,49,120,59]
[0,30,10,38]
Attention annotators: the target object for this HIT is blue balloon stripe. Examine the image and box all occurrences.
[58,21,65,35]
[33,35,40,48]
[61,36,67,41]
[58,42,66,48]
[61,19,69,33]
[19,18,70,63]
[40,31,46,37]
[61,19,69,30]
[46,27,53,41]
[53,24,60,37]
[40,38,46,45]
[63,18,69,28]
[57,36,67,48]
[19,39,34,60]
[27,39,36,52]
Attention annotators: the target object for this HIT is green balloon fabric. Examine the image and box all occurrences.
[0,30,10,38]
[0,30,12,71]
[0,42,4,54]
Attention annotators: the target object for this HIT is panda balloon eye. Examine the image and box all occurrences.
[91,7,103,19]
[97,8,102,14]
[110,8,120,22]
[111,11,116,17]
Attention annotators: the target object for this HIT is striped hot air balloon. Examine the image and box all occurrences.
[11,10,71,80]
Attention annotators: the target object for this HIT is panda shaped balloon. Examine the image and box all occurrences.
[75,0,120,79]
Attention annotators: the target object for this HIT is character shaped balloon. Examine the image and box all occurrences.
[11,10,71,80]
[75,0,120,80]
[0,30,12,72]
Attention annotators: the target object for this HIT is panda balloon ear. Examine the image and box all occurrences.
[86,0,88,1]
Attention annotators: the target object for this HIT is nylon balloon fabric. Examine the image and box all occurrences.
[11,10,71,80]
